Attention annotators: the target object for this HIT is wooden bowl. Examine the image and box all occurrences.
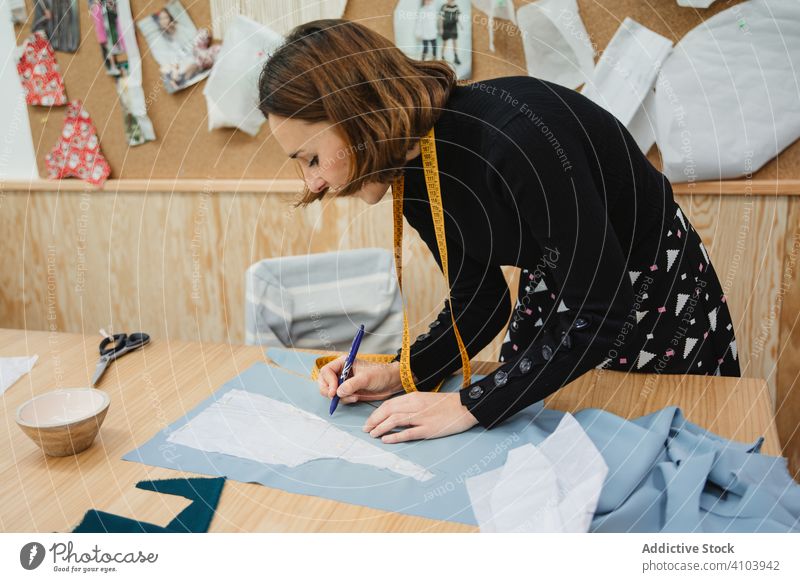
[16,388,110,457]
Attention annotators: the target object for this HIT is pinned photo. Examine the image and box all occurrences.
[31,0,80,53]
[89,0,156,146]
[393,0,472,80]
[136,0,219,94]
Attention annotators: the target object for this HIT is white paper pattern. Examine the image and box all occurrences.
[517,0,596,90]
[581,18,673,128]
[465,413,607,532]
[203,15,284,135]
[167,389,434,481]
[653,0,800,181]
[472,0,517,52]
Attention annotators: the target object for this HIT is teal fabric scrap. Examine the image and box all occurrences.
[73,476,226,533]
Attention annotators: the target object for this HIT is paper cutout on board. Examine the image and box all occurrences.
[204,15,283,136]
[581,18,672,128]
[653,0,800,181]
[16,31,68,107]
[471,0,517,52]
[676,0,718,7]
[167,389,435,482]
[45,100,111,186]
[517,0,595,90]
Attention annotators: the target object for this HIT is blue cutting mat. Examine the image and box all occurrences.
[123,357,547,526]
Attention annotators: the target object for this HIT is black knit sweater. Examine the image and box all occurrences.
[397,75,676,428]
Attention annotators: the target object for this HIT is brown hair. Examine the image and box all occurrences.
[258,19,457,205]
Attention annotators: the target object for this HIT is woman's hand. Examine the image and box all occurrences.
[317,357,404,404]
[362,392,479,443]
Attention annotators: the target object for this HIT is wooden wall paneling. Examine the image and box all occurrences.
[777,197,800,479]
[0,188,511,359]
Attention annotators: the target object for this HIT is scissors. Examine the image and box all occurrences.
[91,332,150,386]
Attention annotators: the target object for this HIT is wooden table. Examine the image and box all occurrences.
[0,328,781,532]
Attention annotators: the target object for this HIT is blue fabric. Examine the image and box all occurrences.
[122,351,800,532]
[73,477,226,533]
[265,347,322,379]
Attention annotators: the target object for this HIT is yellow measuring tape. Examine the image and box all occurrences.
[311,126,472,393]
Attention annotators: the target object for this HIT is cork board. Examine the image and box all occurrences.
[17,0,796,181]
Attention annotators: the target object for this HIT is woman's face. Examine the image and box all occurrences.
[157,11,174,34]
[268,115,390,204]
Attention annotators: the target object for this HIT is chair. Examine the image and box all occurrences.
[245,248,403,353]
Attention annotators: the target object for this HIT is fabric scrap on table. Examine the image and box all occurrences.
[466,413,608,532]
[73,477,226,533]
[0,355,38,395]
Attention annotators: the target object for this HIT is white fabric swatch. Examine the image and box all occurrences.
[204,15,284,136]
[167,389,434,481]
[465,413,608,532]
[0,355,38,394]
[627,88,658,155]
[517,0,595,90]
[581,18,672,129]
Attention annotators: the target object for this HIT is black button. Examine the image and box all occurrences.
[574,317,589,329]
[519,357,532,374]
[541,344,553,361]
[428,320,441,329]
[468,385,483,399]
[417,333,430,341]
[493,370,508,387]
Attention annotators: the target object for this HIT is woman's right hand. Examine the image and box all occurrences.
[317,357,404,404]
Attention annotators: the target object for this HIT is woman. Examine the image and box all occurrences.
[258,19,740,444]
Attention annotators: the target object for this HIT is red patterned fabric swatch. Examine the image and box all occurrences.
[45,101,111,186]
[16,31,68,107]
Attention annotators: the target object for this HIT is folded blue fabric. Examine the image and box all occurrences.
[122,351,800,532]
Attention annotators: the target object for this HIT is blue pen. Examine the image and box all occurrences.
[330,324,365,415]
